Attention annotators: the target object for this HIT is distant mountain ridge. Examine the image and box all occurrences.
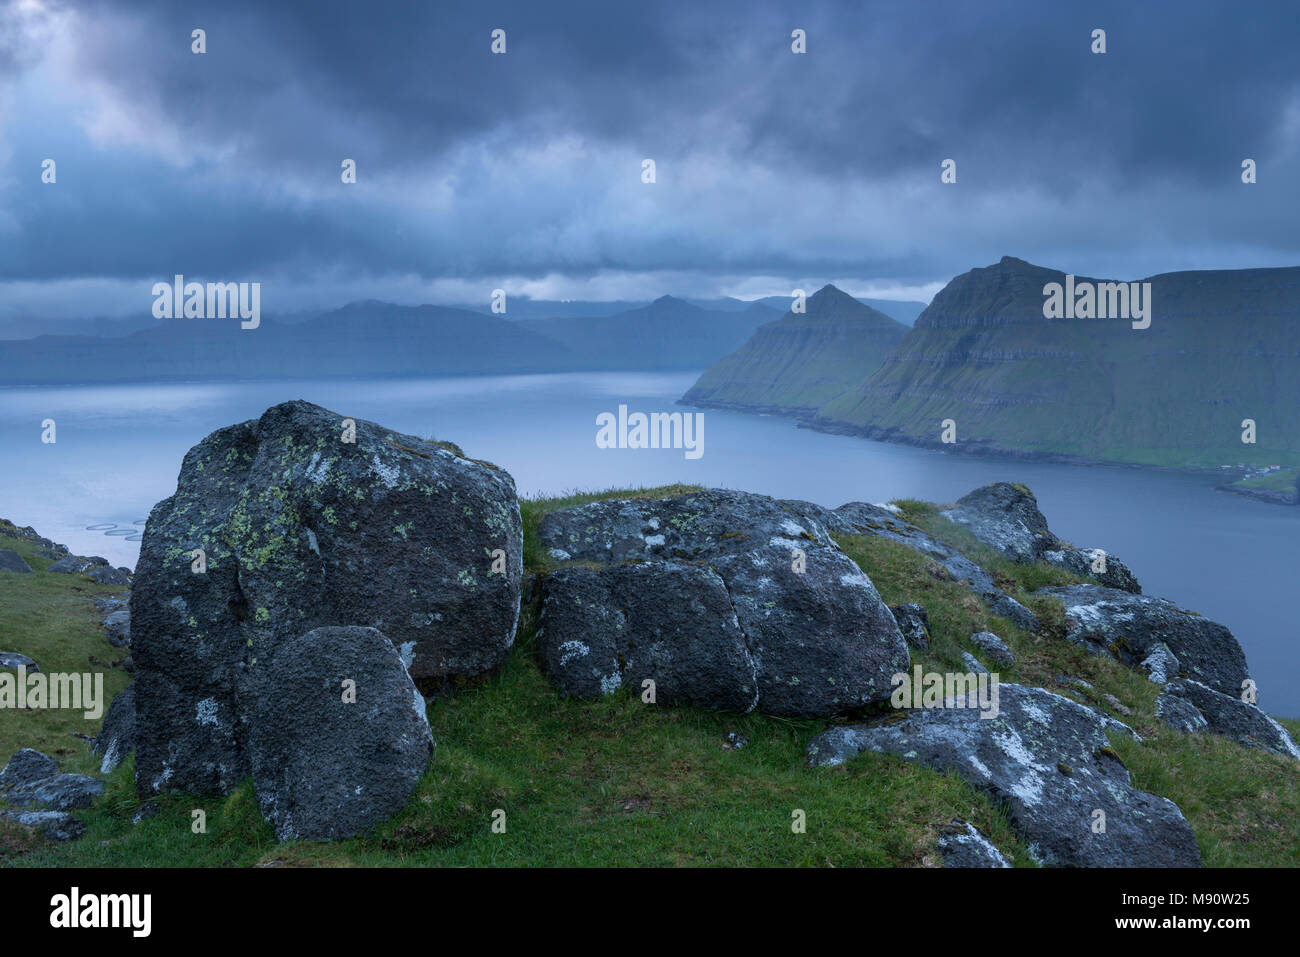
[819,257,1300,468]
[0,297,775,384]
[453,293,927,325]
[682,256,1300,471]
[680,284,909,414]
[516,296,779,371]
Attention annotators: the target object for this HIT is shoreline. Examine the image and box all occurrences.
[678,396,1298,502]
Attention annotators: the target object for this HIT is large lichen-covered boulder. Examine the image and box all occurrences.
[1039,584,1250,699]
[249,626,434,842]
[807,684,1202,868]
[537,489,909,718]
[131,400,521,797]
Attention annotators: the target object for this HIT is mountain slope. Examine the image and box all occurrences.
[815,257,1300,468]
[680,285,909,414]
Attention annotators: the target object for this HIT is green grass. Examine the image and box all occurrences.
[0,521,131,768]
[1227,468,1299,493]
[836,506,1300,866]
[3,490,1299,867]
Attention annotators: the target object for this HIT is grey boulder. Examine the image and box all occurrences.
[46,555,106,575]
[94,594,129,614]
[87,565,132,585]
[536,490,909,718]
[0,651,38,673]
[248,626,434,842]
[0,749,58,787]
[131,400,520,797]
[0,549,33,573]
[807,683,1201,867]
[102,608,131,648]
[1155,689,1209,734]
[1040,585,1250,699]
[1041,546,1141,594]
[970,631,1015,668]
[940,482,1057,564]
[1156,679,1300,759]
[0,810,85,842]
[538,563,757,712]
[0,749,103,812]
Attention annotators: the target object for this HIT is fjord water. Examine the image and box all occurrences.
[3,371,1297,717]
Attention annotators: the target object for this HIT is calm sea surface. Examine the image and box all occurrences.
[3,372,1297,716]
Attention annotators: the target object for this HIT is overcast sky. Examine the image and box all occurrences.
[2,0,1297,321]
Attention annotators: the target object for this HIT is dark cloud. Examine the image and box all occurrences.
[2,0,1298,307]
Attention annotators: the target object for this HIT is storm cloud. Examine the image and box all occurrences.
[2,0,1297,318]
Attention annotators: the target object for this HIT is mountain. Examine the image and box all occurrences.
[687,295,927,326]
[0,314,162,341]
[451,293,926,325]
[0,302,577,384]
[680,284,909,414]
[814,257,1300,469]
[0,296,780,385]
[518,296,780,370]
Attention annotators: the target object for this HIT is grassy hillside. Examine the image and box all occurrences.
[3,492,1298,867]
[682,285,908,414]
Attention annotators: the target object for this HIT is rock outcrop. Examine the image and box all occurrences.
[942,483,1057,563]
[1041,546,1141,594]
[537,489,909,717]
[831,502,1040,632]
[1156,679,1300,759]
[807,684,1202,867]
[1040,585,1250,699]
